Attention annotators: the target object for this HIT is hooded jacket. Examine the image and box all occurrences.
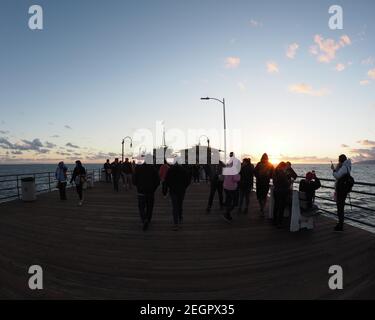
[55,162,68,182]
[333,159,352,180]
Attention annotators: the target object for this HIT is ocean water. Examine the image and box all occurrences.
[1,163,374,232]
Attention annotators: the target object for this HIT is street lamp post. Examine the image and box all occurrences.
[122,136,133,162]
[201,97,227,161]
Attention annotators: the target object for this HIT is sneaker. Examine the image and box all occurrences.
[223,213,233,223]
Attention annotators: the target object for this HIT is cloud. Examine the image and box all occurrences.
[310,34,351,63]
[50,134,60,138]
[360,80,370,86]
[335,63,346,72]
[266,61,279,73]
[0,137,50,154]
[286,43,299,59]
[66,142,80,149]
[361,57,374,65]
[0,130,9,134]
[288,83,329,97]
[237,81,246,92]
[358,139,375,146]
[368,68,375,79]
[341,144,350,148]
[349,140,375,162]
[44,141,57,148]
[249,19,262,28]
[64,125,72,129]
[225,57,240,69]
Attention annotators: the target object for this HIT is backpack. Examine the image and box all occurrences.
[337,167,354,194]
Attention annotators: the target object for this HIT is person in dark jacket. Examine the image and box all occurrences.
[122,158,133,191]
[206,161,225,212]
[165,161,191,230]
[133,163,160,231]
[272,162,289,227]
[103,159,112,183]
[254,153,274,215]
[70,160,87,206]
[238,158,254,213]
[299,171,321,210]
[111,158,122,192]
[55,161,68,200]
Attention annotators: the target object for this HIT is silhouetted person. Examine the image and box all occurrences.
[55,161,68,200]
[331,154,352,232]
[165,162,191,230]
[254,153,274,215]
[111,158,121,192]
[123,158,133,190]
[272,162,289,228]
[206,161,225,212]
[104,159,112,183]
[159,160,170,197]
[133,163,160,231]
[285,161,297,187]
[299,171,321,210]
[192,165,200,183]
[238,158,254,214]
[223,154,241,222]
[70,160,86,206]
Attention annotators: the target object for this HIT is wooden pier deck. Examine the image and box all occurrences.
[0,182,374,299]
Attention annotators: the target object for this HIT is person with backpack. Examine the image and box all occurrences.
[70,160,87,206]
[133,162,160,231]
[55,161,68,200]
[331,154,353,232]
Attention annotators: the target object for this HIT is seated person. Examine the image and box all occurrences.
[299,171,321,212]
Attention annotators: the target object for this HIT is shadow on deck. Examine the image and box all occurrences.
[0,182,374,299]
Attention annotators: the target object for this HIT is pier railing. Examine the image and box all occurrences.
[0,168,102,203]
[294,175,375,229]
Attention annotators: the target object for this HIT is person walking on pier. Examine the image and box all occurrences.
[272,162,289,228]
[331,154,353,232]
[159,160,170,197]
[238,158,254,214]
[103,159,112,183]
[223,155,241,222]
[206,161,225,212]
[254,153,274,215]
[133,162,160,231]
[70,160,87,206]
[165,160,191,230]
[55,161,68,200]
[111,158,121,192]
[122,158,133,191]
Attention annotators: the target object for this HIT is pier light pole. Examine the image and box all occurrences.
[200,97,226,161]
[122,136,133,162]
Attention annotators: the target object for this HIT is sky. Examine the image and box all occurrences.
[0,0,375,164]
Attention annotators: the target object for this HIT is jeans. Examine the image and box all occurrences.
[125,174,133,189]
[113,175,119,192]
[161,181,168,196]
[76,185,83,200]
[207,180,224,208]
[105,171,112,183]
[336,191,348,226]
[58,182,67,200]
[273,190,288,225]
[239,187,251,210]
[170,191,185,225]
[138,193,155,223]
[224,189,236,215]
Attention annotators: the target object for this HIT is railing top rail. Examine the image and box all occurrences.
[0,169,101,179]
[296,175,375,187]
